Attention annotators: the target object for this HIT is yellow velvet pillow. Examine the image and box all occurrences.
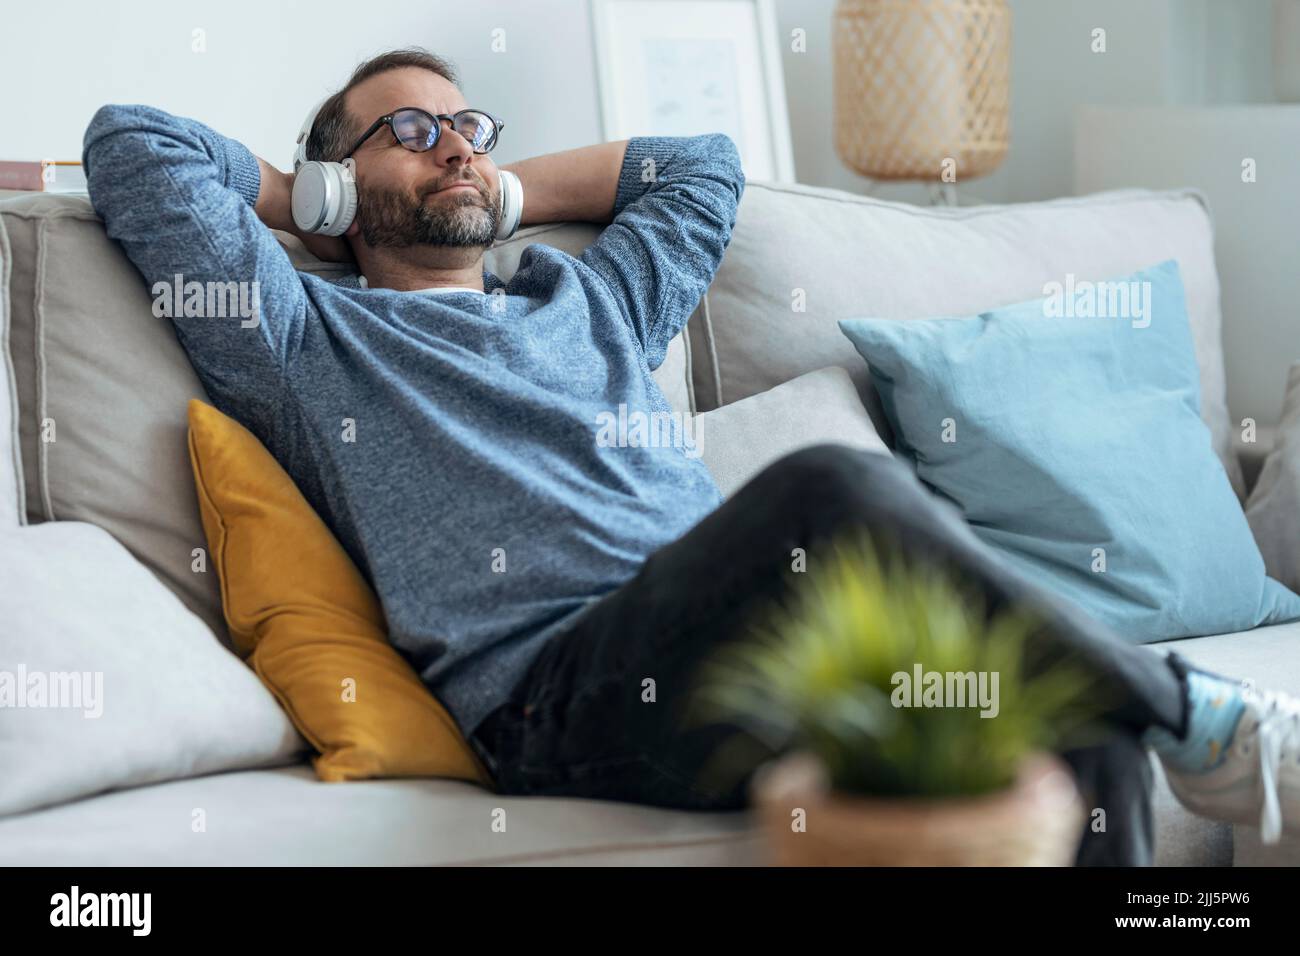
[186,399,492,787]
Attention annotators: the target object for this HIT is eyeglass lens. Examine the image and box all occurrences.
[392,109,497,153]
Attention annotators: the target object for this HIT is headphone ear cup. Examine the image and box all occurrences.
[291,160,357,237]
[334,159,358,236]
[495,169,523,241]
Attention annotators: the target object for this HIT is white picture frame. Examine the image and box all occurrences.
[590,0,796,183]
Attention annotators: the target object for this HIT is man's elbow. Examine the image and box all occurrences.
[697,132,745,201]
[83,104,133,172]
[84,104,136,147]
[82,104,171,170]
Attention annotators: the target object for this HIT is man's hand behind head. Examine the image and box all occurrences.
[254,160,355,264]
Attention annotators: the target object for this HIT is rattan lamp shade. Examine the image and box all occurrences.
[833,0,1011,182]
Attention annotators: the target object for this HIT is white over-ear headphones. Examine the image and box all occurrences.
[290,98,523,242]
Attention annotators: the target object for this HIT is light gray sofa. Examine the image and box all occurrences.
[1,180,1295,866]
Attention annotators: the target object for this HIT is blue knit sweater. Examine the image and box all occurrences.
[83,105,744,735]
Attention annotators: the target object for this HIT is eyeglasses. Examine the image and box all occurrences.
[344,107,504,159]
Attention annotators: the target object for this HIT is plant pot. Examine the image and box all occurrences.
[750,750,1085,866]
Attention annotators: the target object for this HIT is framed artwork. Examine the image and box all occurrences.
[591,0,796,182]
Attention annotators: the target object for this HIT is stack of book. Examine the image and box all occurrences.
[0,160,87,193]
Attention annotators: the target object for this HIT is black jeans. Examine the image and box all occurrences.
[468,445,1191,866]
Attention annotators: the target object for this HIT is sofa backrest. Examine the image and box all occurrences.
[687,180,1242,499]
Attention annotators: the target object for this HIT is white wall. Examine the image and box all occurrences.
[0,0,1276,189]
[0,0,606,169]
[776,0,1277,205]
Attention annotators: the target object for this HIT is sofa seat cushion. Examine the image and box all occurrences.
[7,620,1295,865]
[0,763,762,866]
[1154,623,1300,715]
[1147,622,1300,866]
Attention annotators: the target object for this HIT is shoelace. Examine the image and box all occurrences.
[1240,687,1300,844]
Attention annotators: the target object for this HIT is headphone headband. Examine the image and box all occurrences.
[294,97,329,171]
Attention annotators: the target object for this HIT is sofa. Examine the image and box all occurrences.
[1,178,1296,866]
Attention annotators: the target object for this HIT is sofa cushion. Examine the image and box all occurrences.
[0,521,304,817]
[0,194,695,651]
[693,183,1244,499]
[1246,362,1300,593]
[187,399,491,787]
[694,366,888,497]
[0,209,20,525]
[0,194,229,641]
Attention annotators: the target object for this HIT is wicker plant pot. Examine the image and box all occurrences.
[832,0,1011,181]
[751,750,1084,866]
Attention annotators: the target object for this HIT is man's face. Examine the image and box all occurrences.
[343,67,499,249]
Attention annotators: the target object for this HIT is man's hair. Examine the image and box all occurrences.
[305,47,460,163]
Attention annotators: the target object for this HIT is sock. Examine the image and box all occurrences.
[1143,670,1246,774]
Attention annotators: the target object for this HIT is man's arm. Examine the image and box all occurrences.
[82,104,309,412]
[518,134,744,371]
[500,140,629,227]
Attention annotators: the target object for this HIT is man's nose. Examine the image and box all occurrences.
[433,121,475,166]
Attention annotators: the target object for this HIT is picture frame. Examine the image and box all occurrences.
[590,0,796,182]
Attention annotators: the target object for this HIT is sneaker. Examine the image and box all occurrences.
[1163,685,1300,844]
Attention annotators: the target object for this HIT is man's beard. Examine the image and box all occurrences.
[358,175,499,249]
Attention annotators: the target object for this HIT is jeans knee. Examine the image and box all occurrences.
[750,442,988,573]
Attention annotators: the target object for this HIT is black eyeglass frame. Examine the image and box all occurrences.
[343,107,505,160]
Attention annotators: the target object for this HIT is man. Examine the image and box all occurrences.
[84,47,1298,865]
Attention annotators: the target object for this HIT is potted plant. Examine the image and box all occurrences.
[685,531,1113,866]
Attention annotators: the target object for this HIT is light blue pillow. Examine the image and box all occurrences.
[839,259,1300,642]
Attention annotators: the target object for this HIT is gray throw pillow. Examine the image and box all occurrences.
[693,366,889,498]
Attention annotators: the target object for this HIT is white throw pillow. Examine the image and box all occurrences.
[0,521,305,817]
[693,366,889,498]
[1246,362,1300,592]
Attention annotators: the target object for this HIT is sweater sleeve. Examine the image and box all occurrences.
[580,133,744,370]
[81,104,306,407]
